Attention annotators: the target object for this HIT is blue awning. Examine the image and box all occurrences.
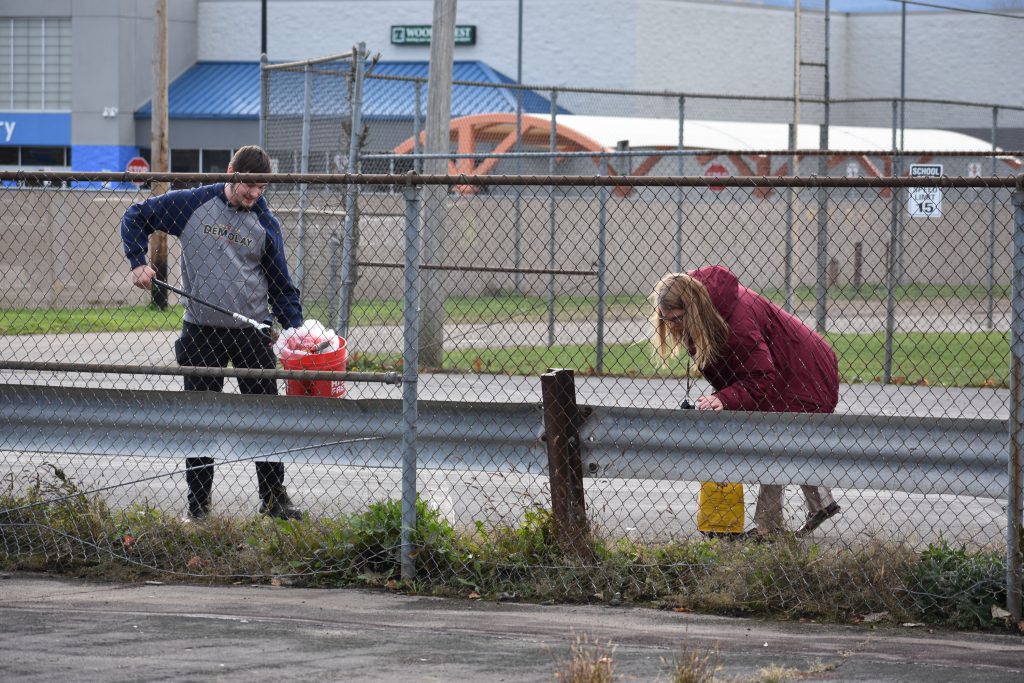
[136,60,564,120]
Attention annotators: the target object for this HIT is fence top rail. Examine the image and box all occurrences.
[361,149,1024,161]
[2,170,1020,189]
[262,51,354,71]
[363,71,1024,114]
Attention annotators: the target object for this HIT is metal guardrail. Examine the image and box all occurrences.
[581,407,1008,500]
[0,384,1007,500]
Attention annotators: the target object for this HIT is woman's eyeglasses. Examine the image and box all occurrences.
[659,311,686,325]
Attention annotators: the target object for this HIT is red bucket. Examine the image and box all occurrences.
[279,338,347,398]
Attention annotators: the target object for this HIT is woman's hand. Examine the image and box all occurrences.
[696,394,724,411]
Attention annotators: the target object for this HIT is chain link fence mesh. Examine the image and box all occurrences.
[2,49,1022,614]
[0,170,1020,623]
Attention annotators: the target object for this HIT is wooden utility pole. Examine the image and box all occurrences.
[150,0,170,308]
[419,0,457,367]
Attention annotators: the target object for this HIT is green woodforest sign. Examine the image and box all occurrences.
[391,25,477,46]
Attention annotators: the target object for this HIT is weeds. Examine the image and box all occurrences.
[668,641,719,683]
[0,467,1019,631]
[552,634,615,683]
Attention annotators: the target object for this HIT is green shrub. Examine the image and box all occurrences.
[910,539,1007,628]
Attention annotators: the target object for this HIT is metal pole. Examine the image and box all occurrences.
[596,156,608,373]
[814,0,830,334]
[336,43,366,337]
[400,184,422,581]
[514,86,523,294]
[413,80,423,173]
[259,53,269,149]
[260,0,267,56]
[987,106,999,331]
[515,0,524,292]
[1007,184,1024,621]
[897,1,907,283]
[884,100,899,385]
[788,0,800,314]
[900,1,907,152]
[675,96,685,271]
[785,122,796,313]
[297,64,312,295]
[547,89,558,348]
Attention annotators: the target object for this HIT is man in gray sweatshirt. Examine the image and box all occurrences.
[121,145,303,521]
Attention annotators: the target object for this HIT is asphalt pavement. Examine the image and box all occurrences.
[1,573,1022,682]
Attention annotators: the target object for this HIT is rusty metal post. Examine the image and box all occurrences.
[541,368,593,560]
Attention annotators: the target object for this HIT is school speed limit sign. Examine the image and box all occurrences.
[908,163,942,218]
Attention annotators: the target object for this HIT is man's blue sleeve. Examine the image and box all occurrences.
[259,211,303,328]
[120,188,205,270]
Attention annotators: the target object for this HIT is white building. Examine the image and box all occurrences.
[2,0,1021,174]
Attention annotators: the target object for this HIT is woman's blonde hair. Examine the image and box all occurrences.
[650,272,729,369]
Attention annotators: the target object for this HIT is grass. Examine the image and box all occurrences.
[0,304,186,336]
[0,283,1008,335]
[0,294,649,336]
[3,295,1008,387]
[412,329,1008,388]
[1,289,1011,388]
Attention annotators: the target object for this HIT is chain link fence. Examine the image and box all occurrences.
[0,168,1021,623]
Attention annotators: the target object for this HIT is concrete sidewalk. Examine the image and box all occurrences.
[1,573,1022,682]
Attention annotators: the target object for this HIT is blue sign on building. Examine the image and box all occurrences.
[0,112,70,146]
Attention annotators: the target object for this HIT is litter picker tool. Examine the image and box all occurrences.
[680,357,694,410]
[153,279,271,333]
[679,356,744,537]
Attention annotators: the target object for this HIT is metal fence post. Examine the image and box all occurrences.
[596,157,608,373]
[1009,183,1024,621]
[987,106,1000,331]
[547,89,558,348]
[514,86,523,294]
[675,95,685,271]
[401,182,422,581]
[336,42,366,337]
[541,368,593,560]
[884,100,900,384]
[413,79,423,173]
[784,122,796,313]
[296,63,312,295]
[258,53,268,149]
[815,120,829,334]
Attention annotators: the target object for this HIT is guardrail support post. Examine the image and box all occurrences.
[541,368,593,560]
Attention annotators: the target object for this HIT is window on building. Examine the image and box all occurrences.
[0,145,69,167]
[140,148,234,175]
[0,17,72,110]
[170,149,199,173]
[22,146,67,166]
[203,150,231,173]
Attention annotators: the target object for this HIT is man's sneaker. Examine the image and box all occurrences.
[796,502,841,537]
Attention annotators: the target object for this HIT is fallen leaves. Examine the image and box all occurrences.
[186,555,207,571]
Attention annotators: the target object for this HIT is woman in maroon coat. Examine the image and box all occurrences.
[652,265,841,538]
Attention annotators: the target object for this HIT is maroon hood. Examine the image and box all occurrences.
[688,265,740,319]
